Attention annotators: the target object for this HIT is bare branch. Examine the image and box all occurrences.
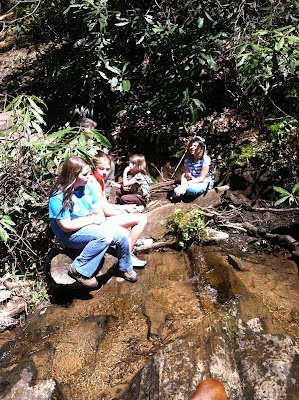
[0,1,41,24]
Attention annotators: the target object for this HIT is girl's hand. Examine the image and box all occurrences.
[176,184,187,196]
[92,214,104,225]
[124,166,131,174]
[108,181,121,188]
[91,206,105,224]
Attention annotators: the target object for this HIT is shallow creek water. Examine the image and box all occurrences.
[0,246,298,399]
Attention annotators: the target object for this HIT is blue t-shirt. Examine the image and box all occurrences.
[48,182,99,238]
[184,154,214,183]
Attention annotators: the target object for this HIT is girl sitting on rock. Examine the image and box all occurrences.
[171,137,214,201]
[116,154,152,207]
[89,152,148,268]
[48,156,138,286]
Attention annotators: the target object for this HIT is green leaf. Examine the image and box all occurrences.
[110,77,118,87]
[292,183,299,194]
[286,36,299,44]
[99,71,108,80]
[114,21,130,26]
[275,37,284,51]
[91,130,111,148]
[252,30,268,37]
[122,79,131,92]
[273,186,290,195]
[183,88,189,101]
[197,17,204,28]
[28,97,45,115]
[46,128,75,139]
[23,110,30,126]
[31,109,46,124]
[136,35,145,44]
[274,196,289,206]
[192,98,205,111]
[105,63,121,75]
[0,227,8,244]
[31,121,43,134]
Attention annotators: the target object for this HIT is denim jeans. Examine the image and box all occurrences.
[174,180,214,197]
[56,222,132,278]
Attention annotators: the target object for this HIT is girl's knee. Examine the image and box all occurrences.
[114,225,131,239]
[139,213,147,224]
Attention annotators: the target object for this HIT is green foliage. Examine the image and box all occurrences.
[166,206,208,248]
[30,280,50,308]
[0,94,110,282]
[0,215,16,244]
[273,183,299,206]
[267,119,297,146]
[236,26,299,105]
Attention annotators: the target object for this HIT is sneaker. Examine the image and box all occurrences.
[118,269,138,283]
[134,238,153,247]
[131,253,147,268]
[68,265,98,288]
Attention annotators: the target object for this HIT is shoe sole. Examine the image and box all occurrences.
[117,272,138,283]
[132,264,146,269]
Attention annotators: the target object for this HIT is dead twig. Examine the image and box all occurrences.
[134,239,177,253]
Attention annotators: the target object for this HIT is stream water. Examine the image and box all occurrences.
[0,246,298,399]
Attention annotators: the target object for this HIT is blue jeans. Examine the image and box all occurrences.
[56,222,132,278]
[174,180,214,197]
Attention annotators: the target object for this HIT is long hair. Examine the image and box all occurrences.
[129,154,149,176]
[185,137,205,161]
[49,156,89,213]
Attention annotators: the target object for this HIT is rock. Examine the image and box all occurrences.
[0,291,11,303]
[0,316,18,333]
[0,299,25,318]
[227,254,246,271]
[122,311,243,400]
[205,228,229,243]
[50,251,118,287]
[143,300,166,339]
[0,361,62,400]
[142,186,230,239]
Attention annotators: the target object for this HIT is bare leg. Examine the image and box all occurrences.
[107,213,147,250]
[188,379,227,400]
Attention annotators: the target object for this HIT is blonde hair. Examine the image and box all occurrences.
[129,154,149,176]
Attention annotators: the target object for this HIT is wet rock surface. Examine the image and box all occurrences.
[0,241,298,399]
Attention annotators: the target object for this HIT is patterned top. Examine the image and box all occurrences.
[184,154,214,183]
[131,172,152,202]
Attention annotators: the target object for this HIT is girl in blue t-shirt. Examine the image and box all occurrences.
[172,137,214,200]
[48,156,137,287]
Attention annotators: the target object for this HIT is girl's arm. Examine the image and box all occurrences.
[122,166,136,188]
[57,213,103,233]
[187,165,209,185]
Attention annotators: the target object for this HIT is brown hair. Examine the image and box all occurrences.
[185,137,205,161]
[129,154,149,176]
[94,152,112,169]
[49,156,89,213]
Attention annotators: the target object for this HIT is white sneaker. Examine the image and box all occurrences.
[134,238,153,247]
[131,254,147,268]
